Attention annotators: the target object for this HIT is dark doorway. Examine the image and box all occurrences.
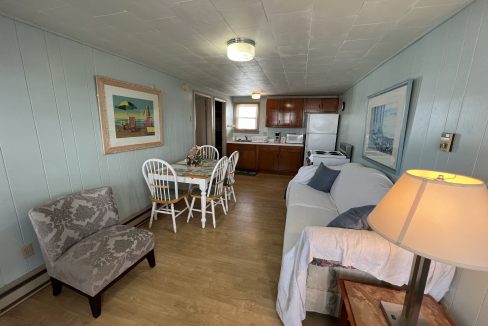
[214,99,226,156]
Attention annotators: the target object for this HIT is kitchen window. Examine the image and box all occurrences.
[234,103,259,132]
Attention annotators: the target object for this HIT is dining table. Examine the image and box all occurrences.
[170,159,217,229]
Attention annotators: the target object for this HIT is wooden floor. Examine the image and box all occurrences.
[1,173,336,325]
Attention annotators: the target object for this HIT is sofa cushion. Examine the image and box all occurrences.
[327,205,375,230]
[51,224,154,296]
[330,164,393,214]
[307,163,340,193]
[283,183,339,253]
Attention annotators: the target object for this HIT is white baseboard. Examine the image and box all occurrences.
[0,270,50,315]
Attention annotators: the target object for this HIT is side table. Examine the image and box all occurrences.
[338,279,455,326]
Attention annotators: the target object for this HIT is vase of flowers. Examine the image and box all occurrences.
[186,145,203,166]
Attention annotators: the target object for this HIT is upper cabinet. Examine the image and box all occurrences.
[304,98,339,113]
[266,98,304,128]
[266,98,338,128]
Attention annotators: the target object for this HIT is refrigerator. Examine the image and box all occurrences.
[304,113,339,159]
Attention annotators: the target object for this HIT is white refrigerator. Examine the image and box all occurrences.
[304,113,339,158]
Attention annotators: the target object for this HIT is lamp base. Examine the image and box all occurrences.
[380,301,429,326]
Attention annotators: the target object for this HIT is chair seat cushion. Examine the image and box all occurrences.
[51,225,154,296]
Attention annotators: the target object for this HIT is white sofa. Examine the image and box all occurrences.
[284,163,393,254]
[283,163,394,315]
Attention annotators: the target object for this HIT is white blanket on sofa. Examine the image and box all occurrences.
[276,226,456,326]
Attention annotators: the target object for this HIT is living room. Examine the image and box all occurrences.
[1,0,487,325]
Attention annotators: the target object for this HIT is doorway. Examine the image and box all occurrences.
[214,98,226,156]
[194,92,213,146]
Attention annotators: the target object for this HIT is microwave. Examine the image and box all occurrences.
[285,133,304,144]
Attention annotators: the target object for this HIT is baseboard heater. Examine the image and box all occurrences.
[0,207,151,316]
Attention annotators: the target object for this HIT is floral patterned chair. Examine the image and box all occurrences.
[28,186,155,318]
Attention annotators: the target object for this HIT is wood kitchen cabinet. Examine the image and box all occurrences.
[257,145,303,174]
[266,98,304,128]
[227,143,257,171]
[304,98,339,113]
[227,143,303,174]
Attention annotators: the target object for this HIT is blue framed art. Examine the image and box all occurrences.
[362,80,413,174]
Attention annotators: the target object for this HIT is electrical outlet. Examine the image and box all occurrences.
[21,243,34,258]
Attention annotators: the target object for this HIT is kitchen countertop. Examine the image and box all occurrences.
[227,141,304,147]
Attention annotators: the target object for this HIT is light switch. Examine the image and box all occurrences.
[440,132,455,152]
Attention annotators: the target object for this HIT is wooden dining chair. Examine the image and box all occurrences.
[199,145,220,160]
[187,156,229,228]
[142,159,190,233]
[225,151,239,211]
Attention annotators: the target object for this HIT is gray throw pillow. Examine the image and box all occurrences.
[327,205,376,230]
[307,163,341,193]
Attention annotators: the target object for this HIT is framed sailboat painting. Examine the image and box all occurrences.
[362,80,413,174]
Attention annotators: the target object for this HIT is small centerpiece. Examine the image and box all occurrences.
[186,145,203,166]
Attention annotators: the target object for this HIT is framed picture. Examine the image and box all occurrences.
[363,80,413,174]
[96,76,163,154]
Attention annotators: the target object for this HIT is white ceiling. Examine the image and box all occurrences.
[0,0,472,96]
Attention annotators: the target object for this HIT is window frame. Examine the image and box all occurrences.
[233,102,260,133]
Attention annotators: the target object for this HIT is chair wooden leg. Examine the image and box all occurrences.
[149,202,156,228]
[231,185,236,203]
[187,197,195,222]
[211,201,216,228]
[221,197,227,215]
[51,278,62,296]
[88,294,102,318]
[224,188,228,211]
[171,203,177,233]
[146,249,156,268]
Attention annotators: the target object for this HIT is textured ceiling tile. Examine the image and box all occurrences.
[67,0,133,17]
[0,0,475,95]
[347,22,396,40]
[340,39,377,51]
[127,0,176,20]
[268,10,312,35]
[171,0,224,26]
[219,3,267,30]
[210,0,260,10]
[416,0,467,6]
[261,0,315,14]
[397,4,462,28]
[355,0,414,25]
[313,0,365,18]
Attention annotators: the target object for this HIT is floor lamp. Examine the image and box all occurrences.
[368,169,488,325]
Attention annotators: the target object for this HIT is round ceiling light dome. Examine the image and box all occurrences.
[251,91,261,99]
[227,38,255,62]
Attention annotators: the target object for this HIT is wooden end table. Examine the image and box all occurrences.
[338,279,455,326]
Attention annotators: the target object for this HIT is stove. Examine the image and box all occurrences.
[305,149,350,166]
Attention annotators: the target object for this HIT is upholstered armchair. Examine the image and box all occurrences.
[28,186,155,318]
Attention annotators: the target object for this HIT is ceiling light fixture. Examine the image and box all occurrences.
[227,38,255,62]
[251,91,261,100]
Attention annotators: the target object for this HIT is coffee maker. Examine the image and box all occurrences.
[274,132,281,143]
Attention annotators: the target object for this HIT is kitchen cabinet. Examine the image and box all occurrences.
[304,98,339,113]
[227,143,257,171]
[266,98,304,128]
[257,145,303,174]
[226,143,303,174]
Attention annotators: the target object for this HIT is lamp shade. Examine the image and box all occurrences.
[368,169,488,271]
[251,92,261,99]
[227,38,255,62]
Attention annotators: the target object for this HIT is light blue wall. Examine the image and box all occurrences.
[0,15,230,288]
[338,0,488,324]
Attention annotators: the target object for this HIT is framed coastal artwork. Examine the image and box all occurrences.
[96,76,163,154]
[363,80,413,174]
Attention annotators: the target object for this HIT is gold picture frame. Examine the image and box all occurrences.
[96,76,163,154]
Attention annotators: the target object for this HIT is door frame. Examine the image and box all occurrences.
[214,97,227,156]
[193,91,213,146]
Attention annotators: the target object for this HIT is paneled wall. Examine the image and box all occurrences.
[338,0,488,324]
[0,15,229,289]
